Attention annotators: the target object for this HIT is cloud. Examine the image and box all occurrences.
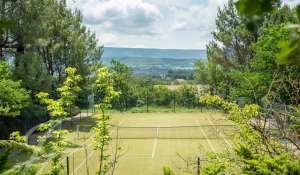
[69,0,162,35]
[283,0,300,7]
[67,0,229,49]
[171,0,227,32]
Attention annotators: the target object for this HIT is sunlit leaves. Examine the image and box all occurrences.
[235,0,280,32]
[36,67,82,119]
[0,61,29,117]
[93,66,120,174]
[94,67,120,110]
[9,131,26,143]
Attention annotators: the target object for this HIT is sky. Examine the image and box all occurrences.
[67,0,300,49]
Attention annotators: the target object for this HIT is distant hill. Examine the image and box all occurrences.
[101,47,206,76]
[102,47,206,60]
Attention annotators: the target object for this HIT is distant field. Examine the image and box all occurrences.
[61,112,236,175]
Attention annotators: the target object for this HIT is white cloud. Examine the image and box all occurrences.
[68,0,162,35]
[67,0,229,49]
[172,0,226,32]
[283,0,300,7]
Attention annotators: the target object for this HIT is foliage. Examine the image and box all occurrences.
[94,67,119,112]
[35,67,81,175]
[0,61,29,117]
[0,140,37,174]
[202,164,226,175]
[93,66,119,175]
[235,0,300,66]
[110,59,135,110]
[36,67,82,119]
[9,131,26,143]
[163,166,176,175]
[238,147,300,175]
[200,95,300,174]
[194,60,208,84]
[176,85,199,107]
[153,86,173,106]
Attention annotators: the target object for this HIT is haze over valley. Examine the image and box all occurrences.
[102,47,206,76]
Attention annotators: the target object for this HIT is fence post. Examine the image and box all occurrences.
[173,92,176,113]
[200,103,203,112]
[84,141,90,175]
[197,157,200,175]
[72,152,75,175]
[146,88,149,113]
[66,156,70,175]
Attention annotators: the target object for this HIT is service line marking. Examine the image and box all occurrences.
[207,115,233,149]
[195,119,216,152]
[151,138,158,158]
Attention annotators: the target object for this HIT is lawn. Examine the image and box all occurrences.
[61,112,237,175]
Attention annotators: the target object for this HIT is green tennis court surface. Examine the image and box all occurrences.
[63,112,237,175]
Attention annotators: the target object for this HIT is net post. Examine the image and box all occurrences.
[146,88,149,113]
[84,141,90,175]
[197,157,200,175]
[156,127,159,138]
[116,126,119,140]
[76,125,80,139]
[173,92,176,113]
[66,156,70,175]
[72,152,75,175]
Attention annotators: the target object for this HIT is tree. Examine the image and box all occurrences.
[110,59,134,110]
[93,67,119,175]
[35,67,82,175]
[200,95,300,174]
[194,60,208,84]
[0,61,29,117]
[36,67,82,119]
[235,0,300,66]
[0,0,102,100]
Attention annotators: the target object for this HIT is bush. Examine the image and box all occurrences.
[176,85,199,108]
[153,86,173,106]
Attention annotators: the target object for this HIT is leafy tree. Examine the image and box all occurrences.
[36,67,82,175]
[235,0,300,66]
[176,85,198,107]
[153,86,173,106]
[0,61,29,117]
[93,67,119,175]
[194,60,208,84]
[110,59,135,110]
[36,67,82,119]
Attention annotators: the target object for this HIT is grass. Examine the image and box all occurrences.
[59,111,236,175]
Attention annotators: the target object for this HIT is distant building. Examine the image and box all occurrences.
[175,79,185,84]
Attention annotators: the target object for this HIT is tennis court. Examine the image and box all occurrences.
[63,112,237,175]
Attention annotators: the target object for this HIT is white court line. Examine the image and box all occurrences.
[195,119,216,152]
[151,138,158,158]
[207,115,234,149]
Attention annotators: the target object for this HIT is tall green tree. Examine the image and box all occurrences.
[93,67,119,175]
[110,59,134,110]
[0,61,29,117]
